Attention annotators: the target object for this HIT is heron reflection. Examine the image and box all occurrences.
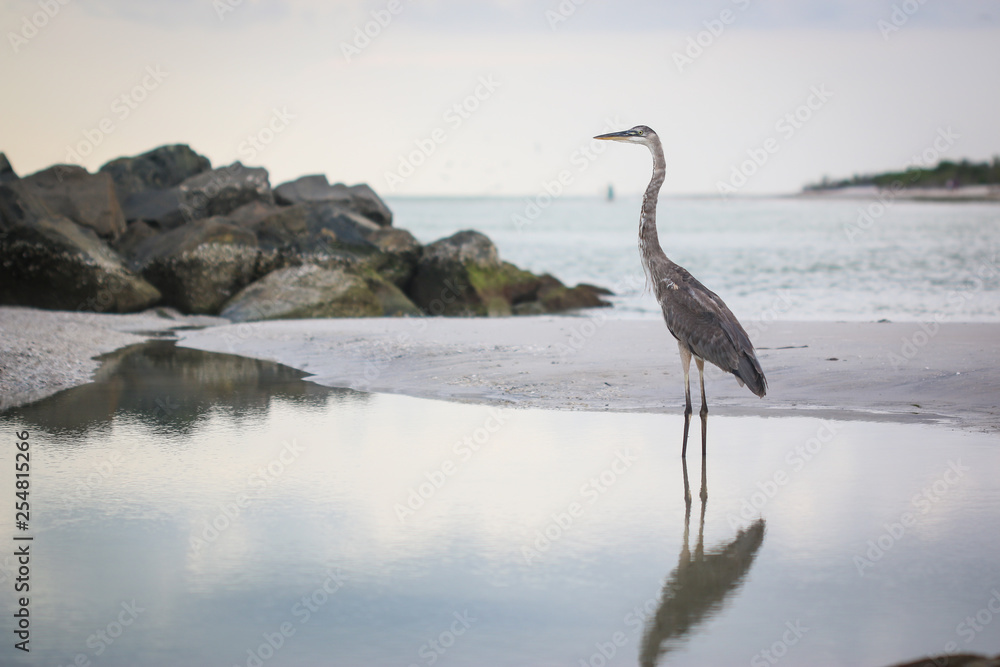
[639,456,766,666]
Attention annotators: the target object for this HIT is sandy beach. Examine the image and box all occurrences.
[2,306,997,434]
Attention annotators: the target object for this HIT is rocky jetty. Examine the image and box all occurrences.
[0,145,611,320]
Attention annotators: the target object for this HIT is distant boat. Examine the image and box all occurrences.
[607,184,615,201]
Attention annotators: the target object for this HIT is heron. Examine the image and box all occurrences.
[594,125,766,459]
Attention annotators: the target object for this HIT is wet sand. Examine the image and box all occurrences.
[0,306,225,410]
[173,316,1000,433]
[1,307,997,433]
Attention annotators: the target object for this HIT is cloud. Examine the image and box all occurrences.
[21,0,997,32]
[2,0,997,195]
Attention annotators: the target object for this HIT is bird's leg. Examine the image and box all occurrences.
[695,357,708,500]
[695,357,708,453]
[678,344,693,458]
[696,357,708,421]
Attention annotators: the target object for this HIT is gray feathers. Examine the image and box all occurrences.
[650,256,767,397]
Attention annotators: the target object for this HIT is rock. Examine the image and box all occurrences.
[409,230,527,316]
[20,165,126,238]
[237,201,406,283]
[111,220,161,260]
[365,272,422,317]
[273,175,392,226]
[99,144,211,198]
[118,162,273,230]
[0,153,17,183]
[407,230,610,317]
[220,264,382,321]
[273,174,351,206]
[178,162,274,221]
[366,227,421,287]
[534,274,613,313]
[0,213,160,312]
[0,180,52,227]
[0,145,608,320]
[346,183,392,226]
[422,229,499,267]
[225,200,283,228]
[131,217,259,314]
[118,187,186,228]
[367,226,418,255]
[243,204,310,252]
[582,283,615,297]
[462,260,545,316]
[129,216,256,269]
[296,201,378,248]
[494,261,545,305]
[238,202,355,277]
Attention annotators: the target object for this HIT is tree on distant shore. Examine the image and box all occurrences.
[804,156,1000,191]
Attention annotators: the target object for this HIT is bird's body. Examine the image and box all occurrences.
[595,125,766,457]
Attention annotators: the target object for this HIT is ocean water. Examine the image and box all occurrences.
[388,196,1000,322]
[2,343,998,667]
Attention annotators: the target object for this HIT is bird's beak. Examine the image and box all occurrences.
[594,130,635,141]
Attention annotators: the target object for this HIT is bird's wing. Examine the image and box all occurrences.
[656,266,755,374]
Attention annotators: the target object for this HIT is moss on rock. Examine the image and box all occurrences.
[220,264,383,321]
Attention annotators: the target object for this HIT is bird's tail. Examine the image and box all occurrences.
[735,351,767,398]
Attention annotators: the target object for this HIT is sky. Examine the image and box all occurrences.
[1,0,998,196]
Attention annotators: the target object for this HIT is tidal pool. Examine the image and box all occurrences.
[1,341,998,667]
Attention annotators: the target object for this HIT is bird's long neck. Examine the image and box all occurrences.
[639,137,668,272]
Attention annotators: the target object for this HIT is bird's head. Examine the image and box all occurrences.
[593,125,658,146]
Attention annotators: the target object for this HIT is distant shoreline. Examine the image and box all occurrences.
[387,188,1000,202]
[795,184,1000,203]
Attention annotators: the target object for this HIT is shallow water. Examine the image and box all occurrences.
[388,195,1000,323]
[1,342,999,667]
